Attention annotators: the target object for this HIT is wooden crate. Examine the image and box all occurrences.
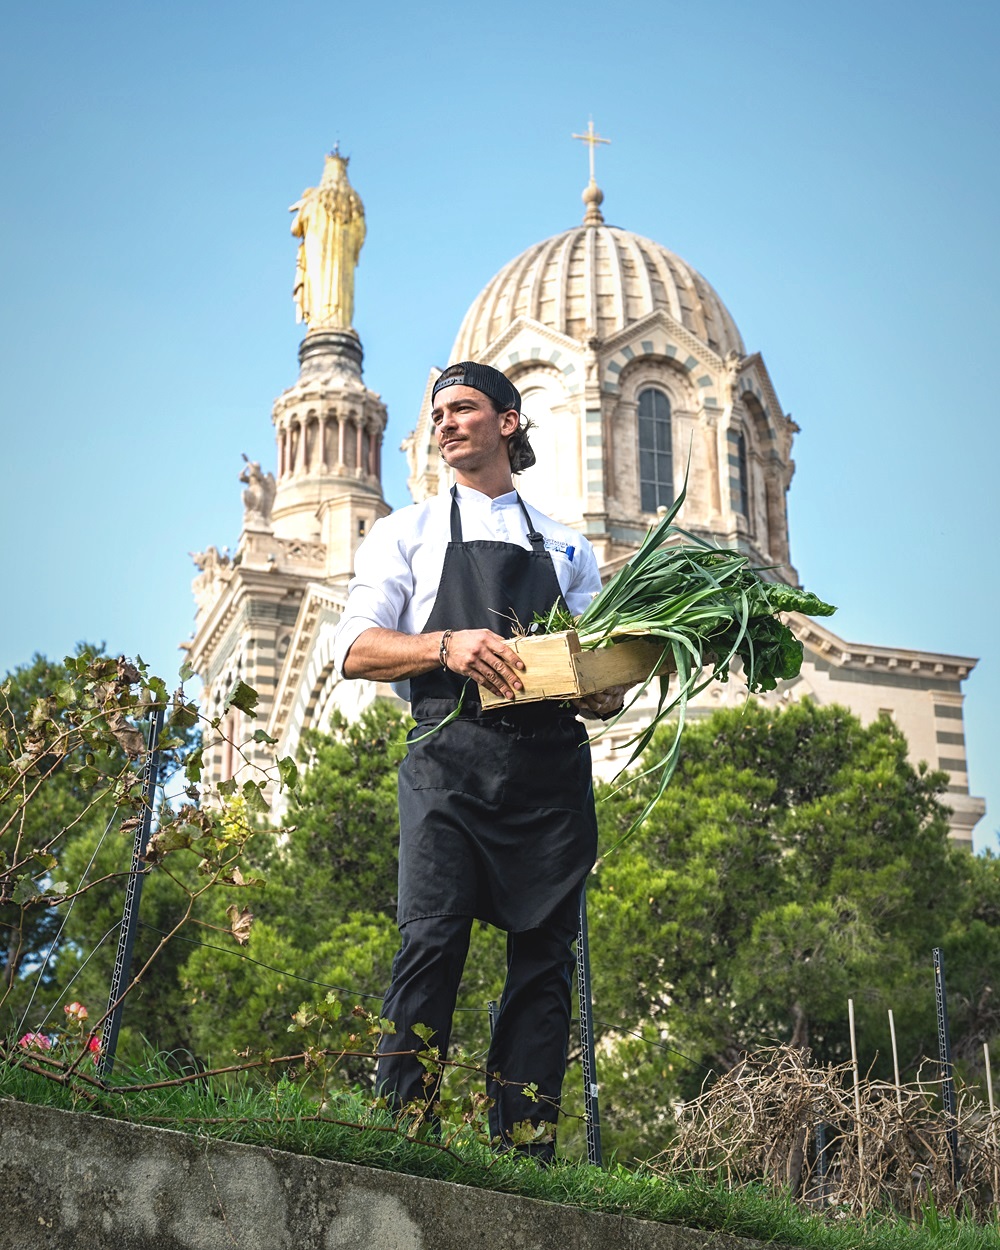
[478,630,671,709]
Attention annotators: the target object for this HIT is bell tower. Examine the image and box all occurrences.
[270,325,390,582]
[186,150,390,793]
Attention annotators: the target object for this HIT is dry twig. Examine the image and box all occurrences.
[649,1044,1000,1222]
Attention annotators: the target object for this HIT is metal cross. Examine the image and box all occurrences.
[572,119,611,183]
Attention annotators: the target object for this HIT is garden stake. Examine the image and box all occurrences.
[934,947,961,1183]
[985,1041,998,1209]
[98,706,163,1079]
[889,1008,903,1116]
[848,997,866,1217]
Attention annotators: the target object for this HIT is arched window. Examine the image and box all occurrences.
[728,427,750,517]
[638,388,673,512]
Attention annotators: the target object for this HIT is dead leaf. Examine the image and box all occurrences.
[116,657,141,685]
[107,711,145,758]
[226,903,254,946]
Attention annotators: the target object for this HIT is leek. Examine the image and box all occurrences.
[538,481,835,848]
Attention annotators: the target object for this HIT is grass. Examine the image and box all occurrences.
[2,1056,999,1249]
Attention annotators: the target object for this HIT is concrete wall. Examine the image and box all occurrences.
[1,1097,770,1250]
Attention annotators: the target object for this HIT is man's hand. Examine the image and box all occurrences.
[445,629,525,700]
[574,684,629,720]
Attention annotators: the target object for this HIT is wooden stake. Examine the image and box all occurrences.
[849,998,866,1217]
[889,1009,904,1116]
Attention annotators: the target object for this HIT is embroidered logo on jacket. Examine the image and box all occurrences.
[543,539,576,562]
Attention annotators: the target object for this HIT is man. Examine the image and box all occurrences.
[333,361,621,1158]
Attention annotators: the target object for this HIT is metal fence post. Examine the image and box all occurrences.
[933,946,961,1183]
[577,884,603,1166]
[97,706,164,1080]
[815,1119,829,1202]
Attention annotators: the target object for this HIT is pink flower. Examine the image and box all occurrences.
[64,1001,89,1022]
[86,1034,101,1056]
[18,1031,52,1051]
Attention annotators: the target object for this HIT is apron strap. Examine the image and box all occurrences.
[449,486,463,542]
[449,485,546,552]
[517,494,546,552]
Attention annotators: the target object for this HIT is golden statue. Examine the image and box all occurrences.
[290,149,366,330]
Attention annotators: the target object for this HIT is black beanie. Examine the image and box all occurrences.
[431,362,521,413]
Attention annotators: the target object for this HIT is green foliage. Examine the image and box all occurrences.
[173,701,509,1082]
[0,649,286,1065]
[5,653,994,1182]
[222,680,260,719]
[282,702,407,922]
[939,849,1000,1073]
[175,702,411,1070]
[0,648,127,1024]
[47,794,266,1062]
[181,912,399,1082]
[584,700,968,1158]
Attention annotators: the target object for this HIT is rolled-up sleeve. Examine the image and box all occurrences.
[333,517,414,675]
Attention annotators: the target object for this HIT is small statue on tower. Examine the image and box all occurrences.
[289,147,366,331]
[190,545,232,616]
[239,454,276,530]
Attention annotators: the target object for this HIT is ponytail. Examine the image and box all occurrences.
[507,416,536,474]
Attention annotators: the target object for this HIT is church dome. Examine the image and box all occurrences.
[450,213,745,362]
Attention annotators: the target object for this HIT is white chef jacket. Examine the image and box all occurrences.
[333,484,602,700]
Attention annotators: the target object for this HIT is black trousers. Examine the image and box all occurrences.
[375,911,578,1150]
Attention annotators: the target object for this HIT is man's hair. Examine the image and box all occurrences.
[433,362,536,474]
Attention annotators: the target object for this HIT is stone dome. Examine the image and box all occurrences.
[450,220,745,362]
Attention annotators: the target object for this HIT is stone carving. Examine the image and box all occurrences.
[584,339,600,383]
[190,546,232,615]
[290,149,366,330]
[278,537,326,563]
[723,350,744,403]
[239,455,276,530]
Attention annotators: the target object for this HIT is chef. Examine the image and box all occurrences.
[333,360,621,1159]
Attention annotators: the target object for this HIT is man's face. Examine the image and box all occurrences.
[431,385,519,477]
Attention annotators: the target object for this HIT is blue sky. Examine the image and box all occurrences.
[2,0,997,848]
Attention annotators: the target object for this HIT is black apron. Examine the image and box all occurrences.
[396,488,598,933]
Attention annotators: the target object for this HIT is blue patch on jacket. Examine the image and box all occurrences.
[544,539,575,562]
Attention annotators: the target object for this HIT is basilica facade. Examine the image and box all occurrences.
[186,152,984,847]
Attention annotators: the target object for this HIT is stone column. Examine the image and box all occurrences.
[703,412,722,517]
[307,420,315,473]
[749,446,767,542]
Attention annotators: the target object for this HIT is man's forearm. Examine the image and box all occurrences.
[342,628,443,682]
[342,626,527,700]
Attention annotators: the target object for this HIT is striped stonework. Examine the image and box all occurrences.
[602,334,719,409]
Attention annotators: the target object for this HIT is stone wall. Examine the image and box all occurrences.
[1,1097,770,1250]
